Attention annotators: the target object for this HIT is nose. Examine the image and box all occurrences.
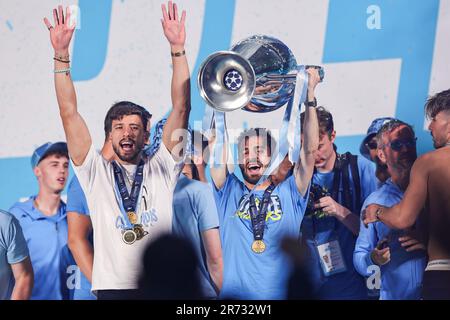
[123,126,132,137]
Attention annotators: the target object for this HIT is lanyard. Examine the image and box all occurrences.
[248,184,275,241]
[112,159,145,228]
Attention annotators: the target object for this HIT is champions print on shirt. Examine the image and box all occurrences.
[114,186,159,234]
[235,194,283,223]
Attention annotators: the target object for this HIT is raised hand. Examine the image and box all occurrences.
[43,6,76,55]
[161,1,186,48]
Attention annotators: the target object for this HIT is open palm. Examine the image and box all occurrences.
[43,6,76,53]
[161,1,186,47]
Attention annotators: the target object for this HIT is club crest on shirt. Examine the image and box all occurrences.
[235,195,283,222]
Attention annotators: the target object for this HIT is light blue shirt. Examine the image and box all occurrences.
[300,155,377,299]
[66,176,96,300]
[354,179,427,300]
[9,197,73,300]
[214,173,308,300]
[172,175,220,299]
[0,210,29,300]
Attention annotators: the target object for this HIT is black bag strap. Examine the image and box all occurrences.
[340,154,352,210]
[348,153,362,214]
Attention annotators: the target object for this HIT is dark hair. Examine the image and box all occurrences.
[104,101,152,137]
[376,119,415,147]
[40,151,69,164]
[236,128,277,157]
[300,106,334,138]
[425,89,450,119]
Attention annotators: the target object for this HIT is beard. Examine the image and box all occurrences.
[113,139,144,163]
[239,159,268,185]
[240,167,261,185]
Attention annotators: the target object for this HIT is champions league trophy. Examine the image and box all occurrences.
[198,35,324,177]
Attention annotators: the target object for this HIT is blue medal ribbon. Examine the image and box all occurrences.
[248,183,275,241]
[112,159,145,229]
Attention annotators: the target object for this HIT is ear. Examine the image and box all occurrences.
[144,130,151,145]
[377,148,387,164]
[330,130,337,143]
[33,166,41,179]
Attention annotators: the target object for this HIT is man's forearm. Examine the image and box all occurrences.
[294,89,319,195]
[209,130,229,189]
[53,49,91,165]
[207,257,223,294]
[163,44,191,154]
[337,209,361,236]
[170,44,191,115]
[379,205,413,230]
[69,238,94,283]
[54,50,77,118]
[11,273,33,300]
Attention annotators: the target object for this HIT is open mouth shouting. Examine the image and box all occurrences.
[246,161,263,176]
[120,139,135,154]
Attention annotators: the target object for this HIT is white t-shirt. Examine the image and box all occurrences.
[73,143,182,291]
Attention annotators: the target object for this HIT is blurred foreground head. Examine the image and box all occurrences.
[138,234,201,300]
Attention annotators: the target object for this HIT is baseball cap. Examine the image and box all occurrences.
[31,142,68,169]
[360,117,395,160]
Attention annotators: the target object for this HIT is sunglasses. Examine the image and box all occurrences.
[365,140,378,150]
[386,138,417,151]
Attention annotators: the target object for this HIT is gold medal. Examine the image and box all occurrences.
[251,240,266,253]
[133,224,145,241]
[127,211,138,225]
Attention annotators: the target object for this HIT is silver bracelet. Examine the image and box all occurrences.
[54,68,71,74]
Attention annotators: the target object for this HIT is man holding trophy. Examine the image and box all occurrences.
[198,36,322,299]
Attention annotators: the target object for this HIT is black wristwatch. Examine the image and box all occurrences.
[305,97,317,108]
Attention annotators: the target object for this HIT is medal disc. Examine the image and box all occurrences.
[133,224,145,240]
[122,229,137,245]
[251,240,266,253]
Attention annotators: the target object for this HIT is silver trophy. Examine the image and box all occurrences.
[198,35,324,113]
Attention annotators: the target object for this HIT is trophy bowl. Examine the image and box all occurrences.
[198,51,256,112]
[230,35,298,113]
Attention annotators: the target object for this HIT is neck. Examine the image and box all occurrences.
[116,152,142,165]
[317,151,336,173]
[390,168,411,191]
[35,190,61,216]
[244,178,272,191]
[375,165,390,183]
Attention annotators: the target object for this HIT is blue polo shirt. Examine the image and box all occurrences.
[9,197,73,300]
[66,176,96,300]
[0,210,29,300]
[214,173,309,300]
[172,175,220,299]
[354,179,427,299]
[300,155,377,299]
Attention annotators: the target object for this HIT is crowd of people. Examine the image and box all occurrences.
[1,2,450,300]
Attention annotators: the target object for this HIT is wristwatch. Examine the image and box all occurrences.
[305,97,317,108]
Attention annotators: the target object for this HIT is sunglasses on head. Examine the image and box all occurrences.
[365,140,378,150]
[386,138,417,151]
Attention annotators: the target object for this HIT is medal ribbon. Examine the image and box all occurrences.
[248,183,275,241]
[112,159,145,229]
